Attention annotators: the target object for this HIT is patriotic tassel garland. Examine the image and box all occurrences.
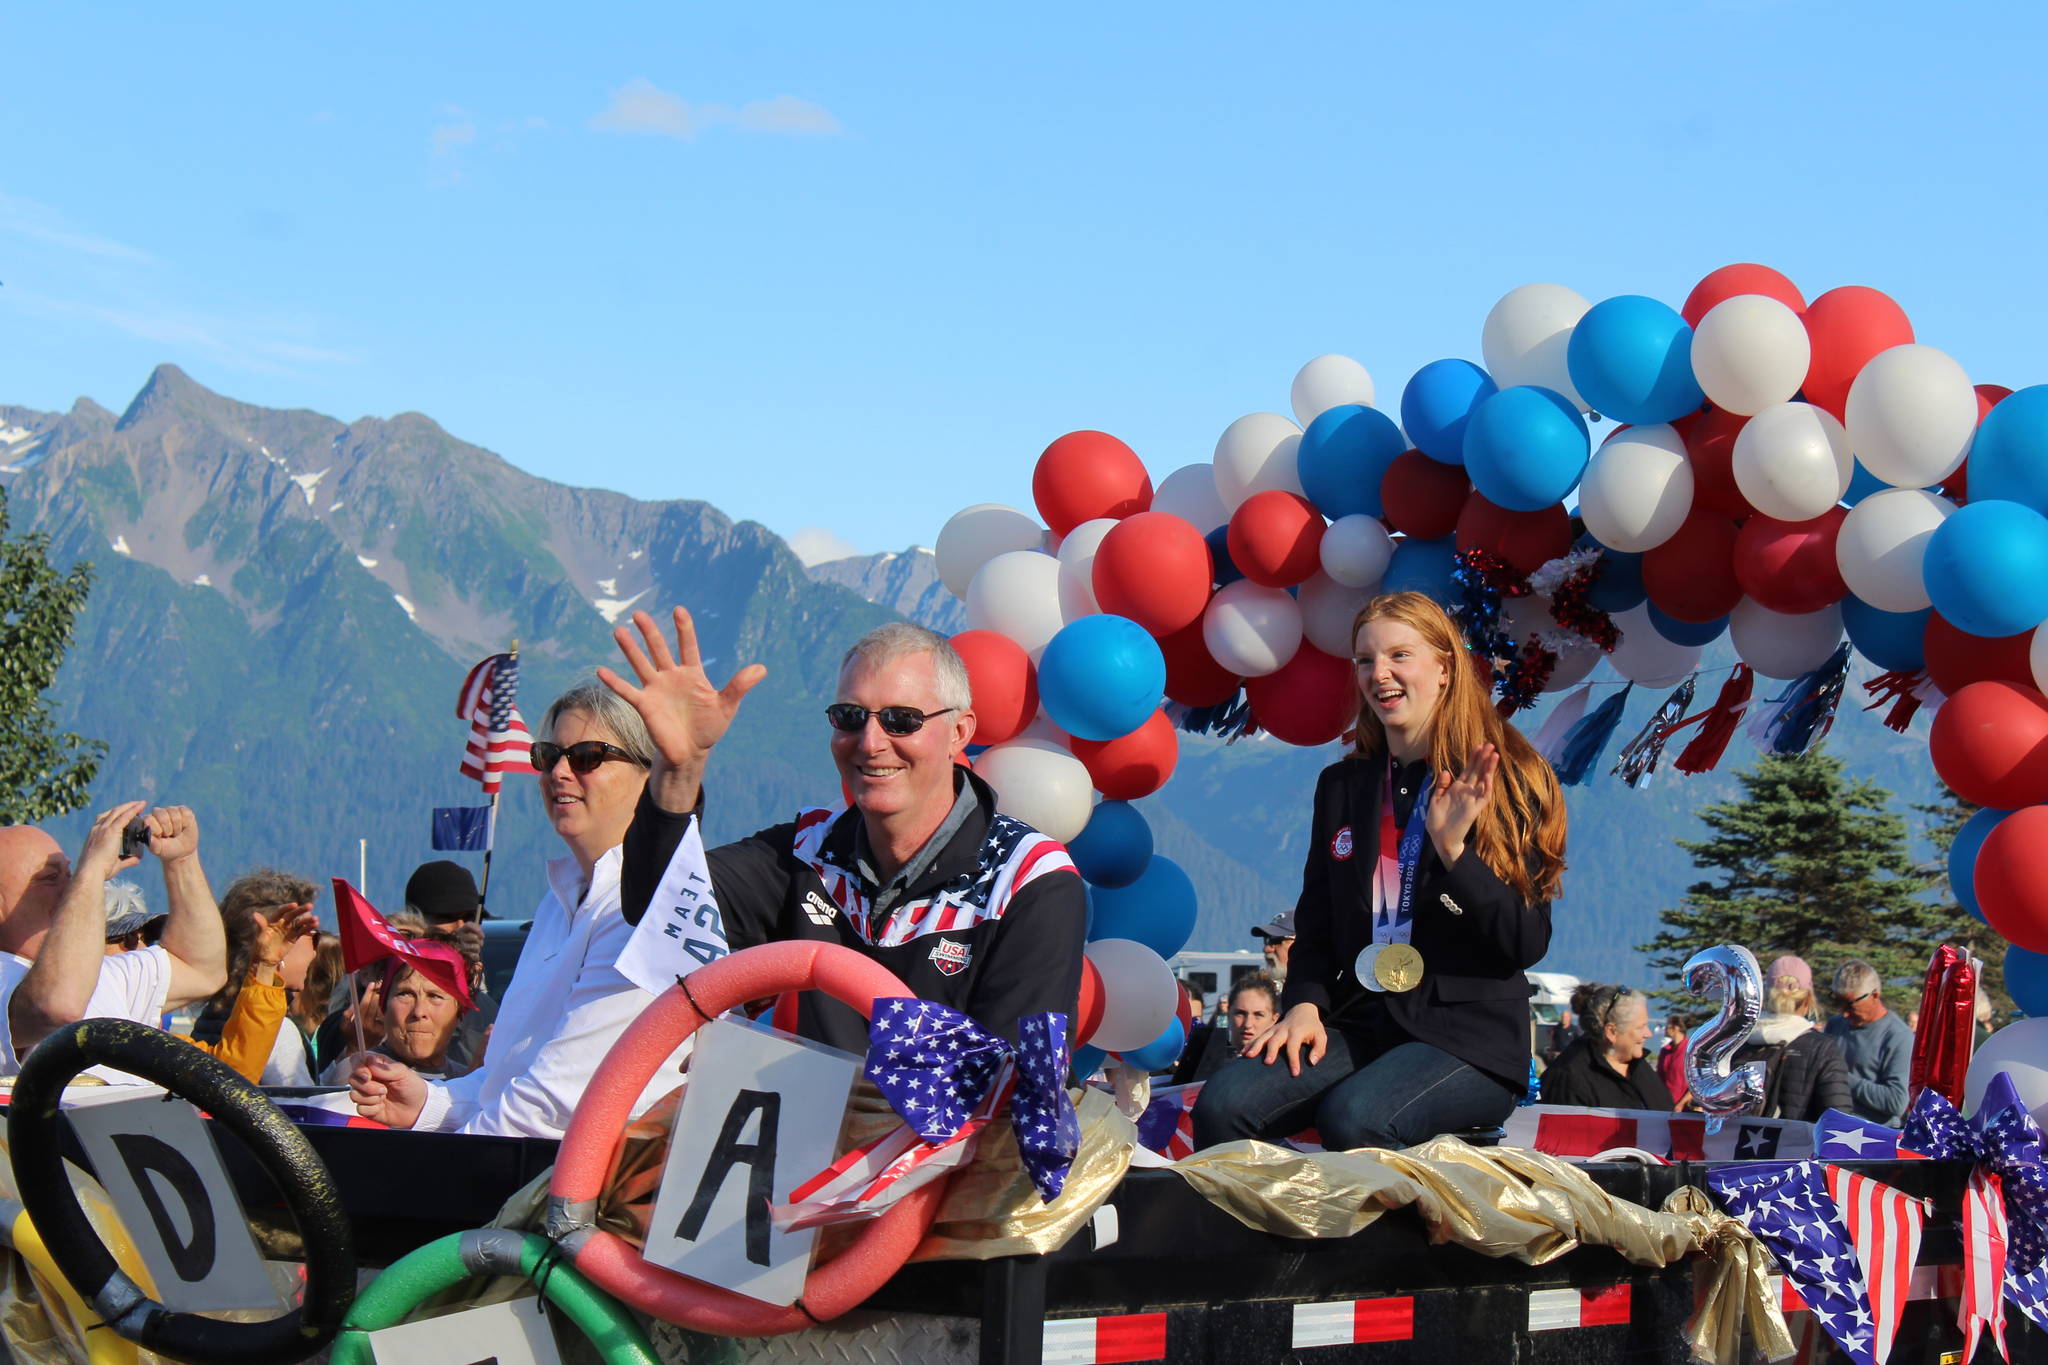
[1750,643,1852,756]
[1613,675,1697,788]
[1552,684,1632,786]
[1862,669,1937,733]
[1672,664,1754,775]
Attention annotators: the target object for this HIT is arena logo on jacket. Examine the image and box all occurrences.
[791,808,1075,948]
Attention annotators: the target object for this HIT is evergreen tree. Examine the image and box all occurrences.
[1915,781,2013,1017]
[1638,747,1944,997]
[0,489,103,822]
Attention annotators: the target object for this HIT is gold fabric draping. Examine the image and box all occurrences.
[1171,1137,1794,1365]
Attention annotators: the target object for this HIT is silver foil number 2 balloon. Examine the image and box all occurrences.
[1683,944,1766,1131]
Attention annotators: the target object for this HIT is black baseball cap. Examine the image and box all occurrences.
[405,860,481,925]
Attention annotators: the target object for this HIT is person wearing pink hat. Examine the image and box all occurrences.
[1732,952,1851,1123]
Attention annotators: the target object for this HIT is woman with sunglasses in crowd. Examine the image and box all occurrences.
[347,681,695,1136]
[1192,591,1567,1152]
[1538,982,1674,1111]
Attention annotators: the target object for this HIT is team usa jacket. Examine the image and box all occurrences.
[621,769,1088,1055]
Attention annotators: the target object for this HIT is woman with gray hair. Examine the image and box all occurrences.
[347,678,693,1137]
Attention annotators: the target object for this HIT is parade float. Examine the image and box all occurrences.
[7,263,2048,1364]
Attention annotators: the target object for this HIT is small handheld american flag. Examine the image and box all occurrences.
[458,651,538,794]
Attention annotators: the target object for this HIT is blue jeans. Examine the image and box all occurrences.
[1190,1030,1518,1153]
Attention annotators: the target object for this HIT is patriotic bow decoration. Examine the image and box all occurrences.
[1905,1072,2048,1274]
[866,998,1080,1201]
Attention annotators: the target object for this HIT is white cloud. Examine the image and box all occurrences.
[0,193,152,263]
[787,526,863,567]
[431,120,477,156]
[7,288,356,376]
[589,80,842,141]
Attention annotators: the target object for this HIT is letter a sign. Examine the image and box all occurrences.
[65,1092,279,1312]
[642,1015,858,1306]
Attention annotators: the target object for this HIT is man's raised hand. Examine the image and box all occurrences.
[597,607,766,810]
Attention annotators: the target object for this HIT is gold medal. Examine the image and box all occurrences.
[1374,942,1425,993]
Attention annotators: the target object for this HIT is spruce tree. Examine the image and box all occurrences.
[1915,781,2013,1017]
[0,488,103,822]
[1638,747,1943,997]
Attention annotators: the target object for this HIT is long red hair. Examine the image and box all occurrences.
[1348,591,1568,903]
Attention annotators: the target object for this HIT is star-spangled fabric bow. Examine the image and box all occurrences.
[1706,1161,1884,1365]
[865,998,1081,1202]
[1904,1071,2048,1275]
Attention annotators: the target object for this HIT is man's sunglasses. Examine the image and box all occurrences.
[824,704,955,736]
[1836,989,1877,1009]
[530,740,646,774]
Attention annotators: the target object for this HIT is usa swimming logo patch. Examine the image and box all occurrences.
[929,937,972,976]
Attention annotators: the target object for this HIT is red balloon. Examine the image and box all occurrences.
[1924,613,2035,697]
[1380,449,1469,539]
[949,630,1037,745]
[1244,646,1356,746]
[1092,512,1213,635]
[1679,406,1757,519]
[1173,981,1196,1034]
[1946,385,2015,503]
[1454,495,1574,577]
[1070,710,1178,800]
[1227,490,1325,589]
[1076,957,1106,1044]
[1930,681,2048,811]
[1681,263,1807,326]
[1159,618,1239,707]
[1801,286,1915,419]
[1032,431,1152,537]
[1732,509,1849,614]
[1642,509,1744,623]
[1976,806,2048,953]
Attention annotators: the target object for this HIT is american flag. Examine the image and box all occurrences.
[1707,1161,1928,1365]
[457,652,538,794]
[1135,1082,1202,1162]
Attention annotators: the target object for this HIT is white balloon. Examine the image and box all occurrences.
[1689,295,1810,416]
[1055,518,1117,622]
[1966,1018,2048,1129]
[1018,710,1073,745]
[964,550,1065,658]
[1731,402,1854,522]
[1213,413,1304,511]
[1608,603,1703,686]
[1319,513,1396,587]
[2034,623,2048,697]
[1545,643,1602,691]
[1846,343,1978,489]
[1151,464,1229,533]
[1579,424,1695,552]
[936,503,1045,599]
[1481,283,1592,410]
[1298,571,1374,657]
[1083,938,1181,1052]
[1202,580,1303,677]
[1728,599,1844,679]
[973,739,1095,843]
[1290,354,1376,426]
[1836,487,1956,612]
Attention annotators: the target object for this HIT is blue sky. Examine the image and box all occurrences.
[5,2,2045,563]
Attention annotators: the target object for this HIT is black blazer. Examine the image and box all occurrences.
[1281,754,1552,1091]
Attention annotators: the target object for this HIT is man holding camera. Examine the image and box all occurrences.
[0,802,228,1078]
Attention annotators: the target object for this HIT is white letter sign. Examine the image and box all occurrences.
[65,1092,279,1312]
[368,1294,562,1365]
[641,1015,859,1306]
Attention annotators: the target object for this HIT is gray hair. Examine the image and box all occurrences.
[1833,960,1882,1000]
[839,623,972,713]
[102,880,148,928]
[541,678,656,766]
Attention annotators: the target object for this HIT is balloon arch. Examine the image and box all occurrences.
[927,264,2048,1072]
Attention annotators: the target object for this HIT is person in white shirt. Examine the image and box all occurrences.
[0,802,229,1079]
[348,681,690,1137]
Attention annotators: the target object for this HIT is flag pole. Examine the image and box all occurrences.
[477,638,517,914]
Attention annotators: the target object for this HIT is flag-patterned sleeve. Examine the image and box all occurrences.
[962,855,1086,1046]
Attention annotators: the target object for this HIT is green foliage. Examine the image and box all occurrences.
[1914,781,2013,1016]
[0,489,105,822]
[1636,747,1956,998]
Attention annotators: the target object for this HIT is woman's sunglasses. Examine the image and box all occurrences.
[824,704,955,736]
[530,740,645,774]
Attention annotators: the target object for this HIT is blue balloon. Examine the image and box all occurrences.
[1966,385,2048,514]
[1841,597,1931,673]
[1070,1044,1108,1078]
[1400,359,1497,466]
[2006,945,2048,1017]
[1296,404,1407,520]
[1647,603,1727,646]
[1841,459,1888,508]
[1204,525,1244,588]
[1462,386,1589,512]
[1037,615,1166,742]
[1087,855,1197,957]
[1119,1016,1187,1073]
[1923,500,2048,639]
[1565,295,1705,425]
[1952,806,2015,921]
[1380,535,1459,603]
[1584,547,1647,612]
[1067,800,1154,889]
